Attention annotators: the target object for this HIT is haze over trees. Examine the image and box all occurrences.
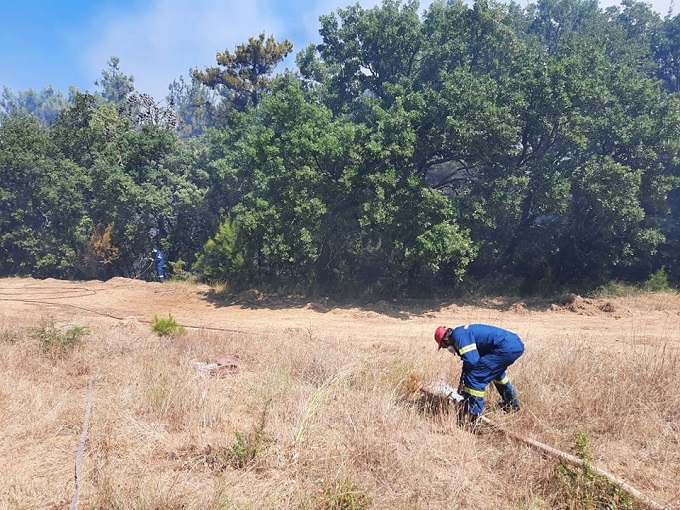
[1,0,679,296]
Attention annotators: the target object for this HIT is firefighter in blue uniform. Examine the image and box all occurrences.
[152,248,165,282]
[434,324,524,424]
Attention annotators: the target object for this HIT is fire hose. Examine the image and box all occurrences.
[478,416,670,510]
[135,259,155,280]
[420,383,671,510]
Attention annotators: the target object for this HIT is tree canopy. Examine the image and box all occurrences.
[1,0,679,295]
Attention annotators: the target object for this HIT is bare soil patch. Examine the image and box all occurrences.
[1,276,677,351]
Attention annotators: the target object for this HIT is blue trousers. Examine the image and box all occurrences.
[462,348,523,416]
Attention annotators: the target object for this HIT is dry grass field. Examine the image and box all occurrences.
[0,277,678,509]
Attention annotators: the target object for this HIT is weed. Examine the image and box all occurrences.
[319,479,372,510]
[223,397,274,469]
[294,364,355,449]
[151,314,186,336]
[30,317,88,355]
[644,267,671,292]
[554,430,641,509]
[0,326,21,344]
[592,280,640,298]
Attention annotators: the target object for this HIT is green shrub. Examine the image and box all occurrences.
[30,318,88,355]
[554,430,641,509]
[150,314,185,336]
[167,259,195,282]
[592,280,639,298]
[644,267,671,292]
[194,217,245,283]
[319,479,372,510]
[223,399,273,469]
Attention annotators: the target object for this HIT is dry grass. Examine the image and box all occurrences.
[0,301,678,510]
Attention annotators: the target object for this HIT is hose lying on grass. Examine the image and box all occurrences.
[419,384,670,510]
[478,416,670,510]
[70,358,107,510]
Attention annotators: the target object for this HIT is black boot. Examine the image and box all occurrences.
[457,407,481,430]
[495,381,520,412]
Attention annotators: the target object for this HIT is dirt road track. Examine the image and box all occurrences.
[0,277,679,354]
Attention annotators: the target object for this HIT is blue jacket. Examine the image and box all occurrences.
[153,250,165,268]
[448,324,524,375]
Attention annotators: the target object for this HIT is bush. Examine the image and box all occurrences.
[30,318,88,355]
[150,314,185,336]
[553,431,641,509]
[223,399,273,469]
[167,259,195,282]
[194,217,245,283]
[592,280,639,298]
[644,267,671,292]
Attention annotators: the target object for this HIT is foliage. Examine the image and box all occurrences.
[0,85,69,124]
[318,479,373,510]
[652,14,680,93]
[167,259,194,282]
[206,76,475,293]
[644,266,671,291]
[591,280,642,298]
[167,74,217,137]
[0,115,89,277]
[553,430,641,509]
[2,0,680,293]
[95,56,135,105]
[193,32,293,113]
[150,314,185,337]
[194,216,244,283]
[223,398,273,469]
[30,318,88,355]
[78,223,121,280]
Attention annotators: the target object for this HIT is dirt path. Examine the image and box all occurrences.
[1,277,678,354]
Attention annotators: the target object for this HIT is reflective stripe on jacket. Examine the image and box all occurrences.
[449,324,524,374]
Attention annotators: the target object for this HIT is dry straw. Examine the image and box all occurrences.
[0,290,678,509]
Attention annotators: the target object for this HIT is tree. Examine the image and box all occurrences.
[168,74,218,137]
[79,223,121,280]
[85,124,208,277]
[95,56,135,105]
[0,115,89,277]
[459,0,677,286]
[301,0,423,110]
[0,86,70,124]
[194,217,244,282]
[193,33,293,113]
[51,92,129,168]
[197,75,475,292]
[49,88,212,278]
[563,157,653,280]
[652,12,680,93]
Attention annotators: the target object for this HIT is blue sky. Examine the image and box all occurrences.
[0,0,676,101]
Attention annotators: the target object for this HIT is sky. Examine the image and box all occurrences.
[0,0,676,102]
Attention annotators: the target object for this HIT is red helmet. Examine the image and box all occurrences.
[434,326,448,350]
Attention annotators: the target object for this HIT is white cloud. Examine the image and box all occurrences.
[82,0,417,99]
[81,0,675,100]
[82,0,285,99]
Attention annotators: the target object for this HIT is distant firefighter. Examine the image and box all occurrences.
[152,248,166,282]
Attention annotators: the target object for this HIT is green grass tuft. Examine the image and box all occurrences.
[554,431,642,509]
[30,317,88,355]
[150,313,186,336]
